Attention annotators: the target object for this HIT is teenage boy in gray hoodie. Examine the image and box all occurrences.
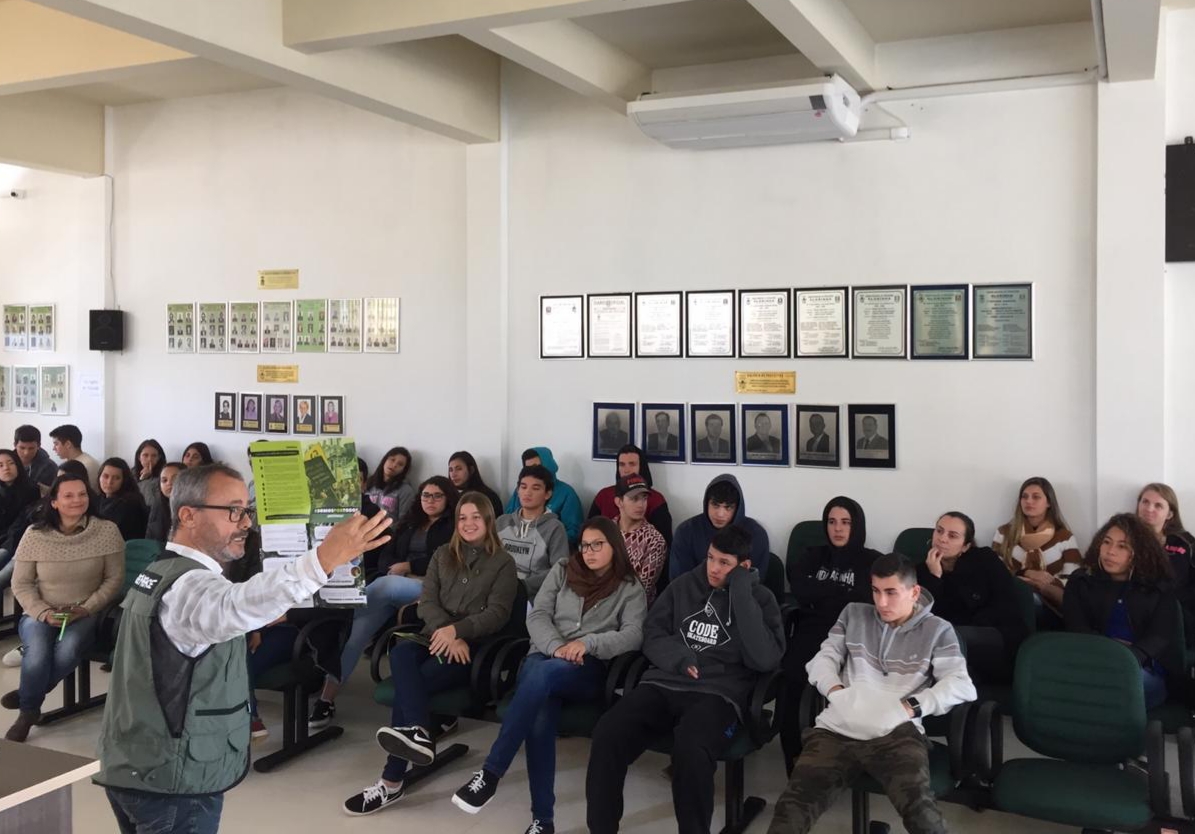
[586,525,785,834]
[495,464,570,597]
[768,553,976,834]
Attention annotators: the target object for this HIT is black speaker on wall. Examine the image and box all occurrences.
[89,309,125,351]
[1167,137,1195,263]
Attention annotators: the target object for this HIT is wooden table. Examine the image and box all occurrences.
[0,740,99,834]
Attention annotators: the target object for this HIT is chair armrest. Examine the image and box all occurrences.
[604,652,643,705]
[396,602,420,626]
[797,684,826,734]
[947,701,975,782]
[745,669,784,748]
[622,653,650,691]
[368,623,423,683]
[1179,726,1195,819]
[290,611,351,663]
[1146,719,1169,818]
[970,701,1002,783]
[484,638,529,702]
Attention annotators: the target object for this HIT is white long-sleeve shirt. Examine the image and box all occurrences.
[158,542,329,657]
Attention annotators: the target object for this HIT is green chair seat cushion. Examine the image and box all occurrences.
[991,759,1150,830]
[856,742,953,797]
[373,679,476,717]
[256,660,322,692]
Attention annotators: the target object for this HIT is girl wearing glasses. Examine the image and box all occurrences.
[309,476,460,730]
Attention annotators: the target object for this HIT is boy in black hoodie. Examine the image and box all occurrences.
[586,526,785,834]
[669,474,769,581]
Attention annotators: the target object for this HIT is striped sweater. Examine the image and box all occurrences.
[807,591,976,741]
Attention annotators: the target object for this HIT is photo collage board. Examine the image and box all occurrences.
[0,364,70,415]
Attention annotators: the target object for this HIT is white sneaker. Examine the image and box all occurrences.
[1,648,21,668]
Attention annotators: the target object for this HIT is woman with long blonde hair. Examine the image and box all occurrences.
[993,476,1081,621]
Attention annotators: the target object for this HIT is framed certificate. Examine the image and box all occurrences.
[540,295,584,359]
[634,292,683,357]
[587,293,632,358]
[973,283,1034,360]
[851,286,907,359]
[685,290,735,357]
[910,285,969,360]
[738,289,791,358]
[794,287,848,358]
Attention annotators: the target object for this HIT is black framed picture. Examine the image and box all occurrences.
[910,284,969,360]
[265,395,289,434]
[684,290,735,357]
[320,395,344,435]
[795,404,840,468]
[972,282,1034,360]
[634,292,683,358]
[690,404,736,464]
[292,395,317,435]
[214,392,236,432]
[737,289,791,358]
[848,404,896,469]
[540,295,584,359]
[239,393,262,433]
[740,403,790,466]
[586,293,632,358]
[641,402,686,463]
[593,402,635,460]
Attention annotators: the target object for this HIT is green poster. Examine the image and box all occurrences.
[295,298,327,353]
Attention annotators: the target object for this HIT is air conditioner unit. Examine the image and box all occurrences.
[628,75,861,150]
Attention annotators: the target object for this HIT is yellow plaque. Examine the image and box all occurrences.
[735,371,796,395]
[257,364,299,384]
[257,269,299,290]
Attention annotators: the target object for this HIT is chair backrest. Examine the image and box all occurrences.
[1012,632,1146,763]
[785,520,827,573]
[122,538,165,593]
[761,552,784,602]
[892,527,933,565]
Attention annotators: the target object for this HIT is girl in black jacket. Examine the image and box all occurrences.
[0,449,41,589]
[1063,513,1176,709]
[95,457,149,542]
[447,451,503,518]
[1137,483,1195,645]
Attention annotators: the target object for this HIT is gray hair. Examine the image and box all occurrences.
[170,463,245,534]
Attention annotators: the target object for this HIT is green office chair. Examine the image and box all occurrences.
[892,528,934,565]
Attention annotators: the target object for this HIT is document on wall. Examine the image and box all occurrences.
[738,290,790,357]
[634,292,682,357]
[852,286,908,358]
[686,291,735,357]
[540,295,584,358]
[795,288,848,358]
[587,294,632,358]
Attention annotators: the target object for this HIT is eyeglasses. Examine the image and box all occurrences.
[578,540,608,554]
[192,504,257,524]
[421,491,446,501]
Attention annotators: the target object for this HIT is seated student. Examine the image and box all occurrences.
[180,441,213,469]
[496,465,569,597]
[343,493,517,816]
[4,473,125,741]
[96,457,150,542]
[447,451,503,517]
[586,526,785,834]
[1137,483,1195,644]
[587,445,674,548]
[768,553,976,834]
[365,446,416,527]
[780,496,881,772]
[13,425,56,490]
[132,438,166,508]
[450,517,646,833]
[669,474,769,581]
[144,462,182,543]
[49,424,101,488]
[918,512,1029,686]
[994,476,1081,623]
[1063,513,1177,710]
[503,448,583,546]
[308,477,460,730]
[612,475,667,605]
[0,449,41,590]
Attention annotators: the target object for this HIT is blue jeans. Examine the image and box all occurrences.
[1143,664,1168,710]
[333,575,423,686]
[484,652,606,822]
[382,639,471,782]
[17,613,98,712]
[106,787,223,834]
[246,624,300,716]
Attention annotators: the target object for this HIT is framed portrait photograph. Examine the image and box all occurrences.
[592,402,635,461]
[239,392,263,433]
[39,365,68,416]
[197,303,228,353]
[229,302,260,353]
[910,284,969,360]
[295,299,328,353]
[741,403,790,466]
[848,404,897,469]
[292,395,317,435]
[3,305,28,351]
[0,366,10,411]
[214,391,237,432]
[685,290,735,357]
[28,305,54,352]
[320,395,344,435]
[587,293,632,358]
[795,404,841,468]
[634,292,683,358]
[166,303,195,354]
[13,366,37,413]
[690,404,736,464]
[265,394,289,434]
[328,299,363,353]
[641,403,686,463]
[540,295,584,359]
[973,282,1034,360]
[261,300,294,354]
[738,289,791,358]
[851,286,908,359]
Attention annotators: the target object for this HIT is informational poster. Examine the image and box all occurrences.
[328,299,362,353]
[634,292,682,357]
[28,305,54,352]
[911,285,968,360]
[295,299,327,353]
[587,294,632,358]
[167,303,195,353]
[39,365,68,415]
[738,290,790,357]
[261,300,294,353]
[973,283,1033,360]
[198,303,227,353]
[229,302,260,353]
[0,366,9,411]
[13,366,37,412]
[795,288,848,358]
[3,306,27,351]
[364,298,399,353]
[685,291,734,357]
[540,295,584,359]
[852,286,907,359]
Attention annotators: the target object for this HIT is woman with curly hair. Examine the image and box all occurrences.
[1063,513,1176,708]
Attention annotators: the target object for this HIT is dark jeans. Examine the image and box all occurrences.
[105,787,224,834]
[483,652,605,822]
[17,613,98,712]
[586,684,738,834]
[768,724,944,834]
[780,618,832,769]
[955,625,1013,685]
[382,639,472,782]
[246,624,299,716]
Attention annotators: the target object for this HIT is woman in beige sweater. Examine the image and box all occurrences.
[4,472,125,741]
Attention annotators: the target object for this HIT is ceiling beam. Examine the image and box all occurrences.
[745,0,879,91]
[0,91,104,176]
[27,0,501,143]
[283,0,693,53]
[1099,0,1162,81]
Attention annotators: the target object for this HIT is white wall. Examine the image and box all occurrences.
[503,64,1097,553]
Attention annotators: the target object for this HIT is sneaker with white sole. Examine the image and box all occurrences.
[375,725,435,766]
[343,779,404,816]
[1,647,21,668]
[525,819,554,834]
[433,714,459,740]
[308,698,335,731]
[452,769,499,814]
[250,717,269,740]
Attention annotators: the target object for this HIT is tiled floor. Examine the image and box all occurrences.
[0,634,1122,833]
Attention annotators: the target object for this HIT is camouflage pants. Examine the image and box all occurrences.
[767,723,946,834]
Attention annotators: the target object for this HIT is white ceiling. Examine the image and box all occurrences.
[842,0,1092,43]
[61,58,276,107]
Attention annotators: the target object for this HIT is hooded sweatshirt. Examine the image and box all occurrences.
[495,508,570,597]
[24,447,57,490]
[641,561,785,717]
[669,474,770,581]
[587,450,674,548]
[789,497,882,637]
[503,447,584,546]
[916,545,1030,660]
[808,593,976,741]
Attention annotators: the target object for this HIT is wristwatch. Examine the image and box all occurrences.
[904,697,922,718]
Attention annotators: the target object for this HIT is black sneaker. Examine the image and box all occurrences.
[434,714,459,740]
[452,769,499,814]
[308,699,335,731]
[525,819,554,834]
[376,725,435,766]
[343,779,404,816]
